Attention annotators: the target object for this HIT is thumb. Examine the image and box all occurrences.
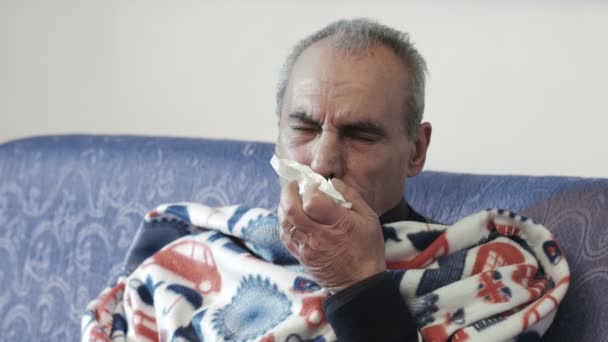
[301,183,346,225]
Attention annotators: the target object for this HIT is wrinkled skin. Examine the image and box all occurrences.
[276,38,432,291]
[278,179,385,292]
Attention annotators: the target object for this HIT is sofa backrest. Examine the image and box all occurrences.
[1,135,606,341]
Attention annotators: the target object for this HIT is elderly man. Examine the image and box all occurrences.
[84,17,568,342]
[275,18,431,341]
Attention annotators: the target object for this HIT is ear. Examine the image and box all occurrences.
[407,122,432,177]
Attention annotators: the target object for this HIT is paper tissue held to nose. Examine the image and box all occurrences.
[270,155,353,209]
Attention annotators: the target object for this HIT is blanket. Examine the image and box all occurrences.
[81,203,569,342]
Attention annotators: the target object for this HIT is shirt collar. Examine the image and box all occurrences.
[379,198,429,224]
[379,198,410,224]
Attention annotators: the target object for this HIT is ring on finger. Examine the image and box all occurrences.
[288,225,298,240]
[288,225,308,249]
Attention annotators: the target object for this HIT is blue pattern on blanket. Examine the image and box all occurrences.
[241,214,296,265]
[212,275,292,341]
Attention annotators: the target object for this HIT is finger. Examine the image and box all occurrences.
[290,228,310,252]
[279,224,311,258]
[279,223,301,256]
[330,178,376,217]
[278,180,319,233]
[301,184,346,225]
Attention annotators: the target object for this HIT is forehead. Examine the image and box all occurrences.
[284,39,410,127]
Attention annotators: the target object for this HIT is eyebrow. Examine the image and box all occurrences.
[288,111,319,125]
[287,111,387,138]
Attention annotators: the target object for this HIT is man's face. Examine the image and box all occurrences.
[276,39,429,215]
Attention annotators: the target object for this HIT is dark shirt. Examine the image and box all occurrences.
[323,198,428,342]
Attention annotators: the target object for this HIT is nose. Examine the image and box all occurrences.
[310,133,345,179]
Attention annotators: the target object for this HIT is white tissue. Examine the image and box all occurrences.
[270,155,352,209]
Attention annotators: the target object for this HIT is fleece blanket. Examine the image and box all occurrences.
[81,203,569,342]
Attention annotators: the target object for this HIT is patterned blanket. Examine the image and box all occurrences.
[81,203,569,342]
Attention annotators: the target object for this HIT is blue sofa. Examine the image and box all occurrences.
[1,135,606,341]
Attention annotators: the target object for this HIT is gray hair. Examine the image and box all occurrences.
[276,18,428,138]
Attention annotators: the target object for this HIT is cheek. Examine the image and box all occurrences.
[277,134,312,165]
[342,150,386,192]
[347,148,407,194]
[348,146,391,177]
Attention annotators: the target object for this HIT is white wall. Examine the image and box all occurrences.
[2,0,607,177]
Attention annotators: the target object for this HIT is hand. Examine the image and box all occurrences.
[277,179,386,292]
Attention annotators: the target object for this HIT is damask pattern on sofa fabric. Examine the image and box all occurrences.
[0,136,279,341]
[406,171,607,225]
[0,135,606,341]
[522,188,608,342]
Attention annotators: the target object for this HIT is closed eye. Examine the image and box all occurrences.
[288,111,321,134]
[345,131,380,142]
[342,123,386,143]
[291,125,319,132]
